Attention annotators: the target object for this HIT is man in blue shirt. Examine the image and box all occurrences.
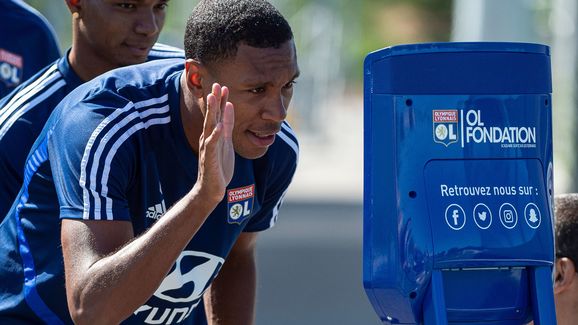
[0,0,61,98]
[0,0,299,324]
[0,0,183,218]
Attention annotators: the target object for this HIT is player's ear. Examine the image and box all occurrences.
[554,257,576,295]
[185,59,205,99]
[65,0,82,18]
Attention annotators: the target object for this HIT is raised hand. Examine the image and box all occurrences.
[196,83,235,202]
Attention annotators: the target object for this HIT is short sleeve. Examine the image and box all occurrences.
[49,96,135,222]
[244,122,299,232]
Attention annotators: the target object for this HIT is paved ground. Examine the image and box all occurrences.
[255,201,382,325]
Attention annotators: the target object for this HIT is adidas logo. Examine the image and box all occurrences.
[146,201,166,220]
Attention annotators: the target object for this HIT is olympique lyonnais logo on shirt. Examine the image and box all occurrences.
[227,184,255,224]
[0,49,22,87]
[433,109,459,146]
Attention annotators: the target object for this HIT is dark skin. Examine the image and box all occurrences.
[62,82,234,325]
[528,258,578,325]
[552,258,578,325]
[65,0,168,81]
[183,41,300,160]
[62,40,299,325]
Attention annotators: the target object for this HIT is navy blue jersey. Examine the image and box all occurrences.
[0,44,185,219]
[0,0,60,98]
[0,59,299,324]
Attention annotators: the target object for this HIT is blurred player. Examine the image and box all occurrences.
[527,193,578,325]
[0,0,298,324]
[551,193,578,325]
[0,0,61,97]
[0,0,183,218]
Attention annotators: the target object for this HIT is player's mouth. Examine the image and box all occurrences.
[246,130,277,147]
[123,42,152,57]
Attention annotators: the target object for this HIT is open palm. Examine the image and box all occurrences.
[197,83,235,201]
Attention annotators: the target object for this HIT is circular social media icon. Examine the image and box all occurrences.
[473,203,492,230]
[524,203,541,229]
[499,203,518,229]
[445,204,466,230]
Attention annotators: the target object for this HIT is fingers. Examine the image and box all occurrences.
[222,102,234,140]
[201,83,233,148]
[202,92,217,146]
[204,83,221,135]
[197,83,236,195]
[202,83,222,141]
[220,86,229,120]
[212,83,222,124]
[205,121,223,145]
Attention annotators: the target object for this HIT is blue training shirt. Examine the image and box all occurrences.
[0,0,60,98]
[0,43,185,219]
[0,58,299,324]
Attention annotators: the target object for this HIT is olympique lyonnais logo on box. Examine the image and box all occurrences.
[0,49,22,87]
[227,184,255,224]
[433,109,459,146]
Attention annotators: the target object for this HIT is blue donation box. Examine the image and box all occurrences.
[363,42,555,324]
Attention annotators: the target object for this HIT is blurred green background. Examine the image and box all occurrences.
[27,0,452,87]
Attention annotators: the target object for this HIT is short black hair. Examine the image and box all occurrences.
[555,193,578,268]
[184,0,294,64]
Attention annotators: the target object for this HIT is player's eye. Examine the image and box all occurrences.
[283,80,296,89]
[117,3,136,9]
[249,87,266,94]
[155,1,169,10]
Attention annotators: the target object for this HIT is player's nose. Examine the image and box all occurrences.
[134,9,161,37]
[261,95,287,122]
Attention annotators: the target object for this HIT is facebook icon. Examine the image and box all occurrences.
[445,204,466,230]
[452,210,460,225]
